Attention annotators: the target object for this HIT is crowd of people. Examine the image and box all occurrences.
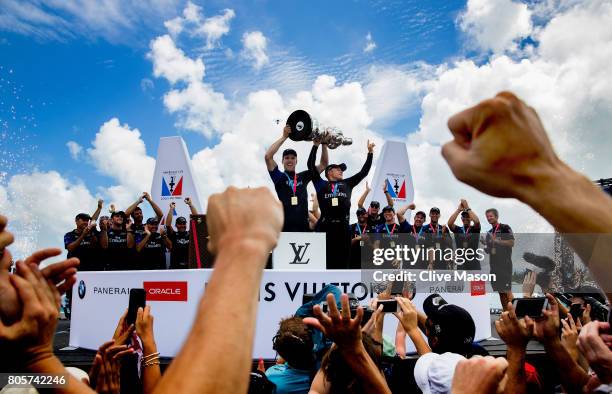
[1,92,611,394]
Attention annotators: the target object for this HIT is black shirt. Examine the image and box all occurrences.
[269,166,312,232]
[169,231,190,269]
[136,233,167,270]
[308,145,373,224]
[106,228,130,271]
[64,229,99,271]
[367,214,385,228]
[449,223,481,250]
[486,223,514,262]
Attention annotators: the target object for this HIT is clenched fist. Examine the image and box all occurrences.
[206,187,283,257]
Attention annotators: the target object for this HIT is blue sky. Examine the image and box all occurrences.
[1,0,611,258]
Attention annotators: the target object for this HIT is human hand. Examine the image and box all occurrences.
[98,199,104,208]
[408,203,416,210]
[84,223,96,234]
[184,197,192,206]
[451,355,508,394]
[582,303,592,325]
[283,124,291,139]
[522,271,537,297]
[303,293,364,350]
[0,215,17,322]
[443,92,561,201]
[393,297,419,333]
[206,187,283,256]
[364,181,371,193]
[495,303,534,350]
[100,219,108,231]
[460,199,469,209]
[367,139,375,153]
[561,314,581,360]
[112,309,135,346]
[143,192,151,202]
[89,340,133,393]
[135,306,155,347]
[170,202,176,209]
[578,321,612,384]
[525,294,560,344]
[144,228,151,236]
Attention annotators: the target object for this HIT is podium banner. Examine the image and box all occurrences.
[70,269,491,358]
[272,232,326,270]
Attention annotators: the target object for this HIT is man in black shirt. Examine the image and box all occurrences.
[99,211,134,270]
[349,207,371,269]
[165,197,198,269]
[482,208,514,307]
[125,192,164,241]
[447,199,481,270]
[136,217,172,270]
[308,139,374,269]
[357,181,394,227]
[265,124,328,232]
[64,213,99,271]
[421,207,453,270]
[397,208,426,269]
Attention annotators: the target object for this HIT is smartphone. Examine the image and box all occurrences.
[376,299,398,313]
[569,303,584,321]
[127,288,146,325]
[512,297,549,318]
[302,293,316,305]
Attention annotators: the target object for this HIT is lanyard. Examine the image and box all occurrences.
[413,225,422,241]
[490,224,500,239]
[385,223,396,235]
[430,223,439,236]
[461,225,472,234]
[330,182,339,197]
[285,172,297,195]
[357,224,367,236]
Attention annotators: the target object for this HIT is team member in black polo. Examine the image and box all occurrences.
[136,217,172,270]
[357,181,394,227]
[349,207,372,269]
[165,197,198,269]
[421,207,452,270]
[125,192,164,241]
[265,124,328,232]
[447,199,481,270]
[64,213,99,270]
[99,211,134,270]
[309,139,374,269]
[397,208,426,269]
[483,208,514,308]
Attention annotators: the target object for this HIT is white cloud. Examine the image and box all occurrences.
[148,34,205,84]
[241,31,269,70]
[87,118,156,208]
[363,32,376,53]
[458,0,533,53]
[66,141,83,160]
[162,2,235,49]
[198,8,235,49]
[140,77,154,92]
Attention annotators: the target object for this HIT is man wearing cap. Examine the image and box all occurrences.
[349,207,372,269]
[357,181,394,227]
[447,199,481,270]
[165,198,198,269]
[421,207,452,270]
[483,208,515,308]
[136,217,172,270]
[265,124,329,232]
[99,210,135,270]
[308,139,375,269]
[125,192,164,241]
[64,213,99,271]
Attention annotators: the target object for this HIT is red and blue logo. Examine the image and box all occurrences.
[386,178,406,199]
[162,176,183,197]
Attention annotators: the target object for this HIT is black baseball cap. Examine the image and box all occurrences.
[111,211,125,218]
[75,213,91,221]
[356,207,367,216]
[176,216,187,224]
[430,207,441,213]
[382,205,395,213]
[325,163,347,174]
[146,217,159,225]
[461,211,470,218]
[370,201,380,208]
[282,149,297,158]
[423,294,475,351]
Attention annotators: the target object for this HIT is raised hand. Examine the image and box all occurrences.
[525,294,559,344]
[522,271,537,298]
[112,309,135,346]
[393,297,418,333]
[495,302,534,349]
[452,355,508,394]
[578,321,612,384]
[282,124,291,139]
[367,140,375,153]
[303,293,363,349]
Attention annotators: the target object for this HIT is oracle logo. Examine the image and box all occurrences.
[470,280,485,296]
[143,281,188,301]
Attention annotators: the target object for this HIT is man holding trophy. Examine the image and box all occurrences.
[265,124,329,232]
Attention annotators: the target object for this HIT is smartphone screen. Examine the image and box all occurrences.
[376,299,398,313]
[513,297,548,318]
[127,288,146,325]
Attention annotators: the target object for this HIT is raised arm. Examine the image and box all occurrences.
[443,92,612,299]
[185,197,198,215]
[308,143,322,182]
[394,297,431,356]
[65,223,96,253]
[315,144,329,174]
[311,193,320,220]
[397,203,416,224]
[125,194,144,218]
[165,202,175,233]
[91,199,104,221]
[151,187,283,394]
[143,192,164,220]
[264,125,290,171]
[357,181,371,209]
[383,180,394,207]
[346,140,374,188]
[447,201,463,229]
[462,199,480,225]
[136,228,151,252]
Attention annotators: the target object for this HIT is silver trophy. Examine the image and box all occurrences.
[285,110,352,149]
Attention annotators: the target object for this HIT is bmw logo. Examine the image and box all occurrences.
[78,280,86,299]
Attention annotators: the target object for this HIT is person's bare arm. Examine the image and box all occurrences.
[443,91,612,299]
[165,203,175,234]
[311,193,320,220]
[136,306,161,394]
[357,181,371,209]
[264,126,291,171]
[185,197,198,215]
[127,232,135,249]
[315,144,329,174]
[91,199,103,221]
[447,202,462,229]
[66,224,96,253]
[394,297,431,355]
[309,369,330,394]
[151,187,282,394]
[395,322,407,359]
[463,200,480,225]
[125,194,144,218]
[383,180,393,207]
[143,192,164,220]
[397,203,415,224]
[136,230,151,253]
[160,228,172,250]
